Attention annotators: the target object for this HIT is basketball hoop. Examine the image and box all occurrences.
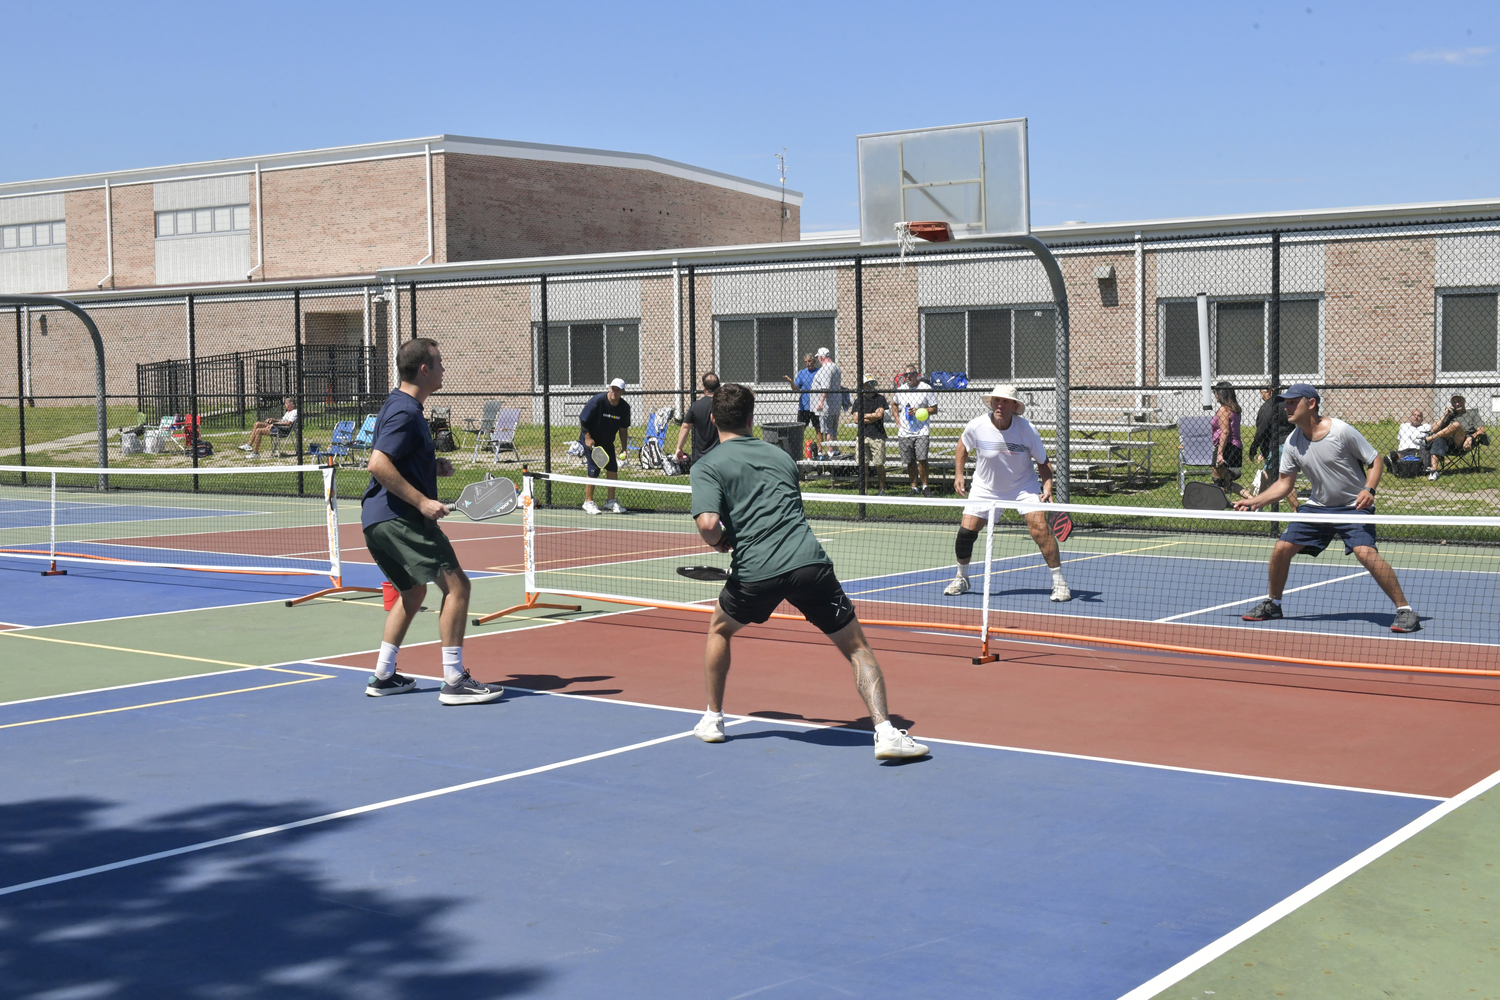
[894,221,953,263]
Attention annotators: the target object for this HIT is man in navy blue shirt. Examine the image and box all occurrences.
[361,338,503,705]
[579,377,632,515]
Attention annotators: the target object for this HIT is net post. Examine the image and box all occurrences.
[972,502,997,664]
[323,465,341,587]
[471,474,581,625]
[41,470,66,576]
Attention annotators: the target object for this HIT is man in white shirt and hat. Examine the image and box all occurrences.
[809,347,844,458]
[946,384,1071,602]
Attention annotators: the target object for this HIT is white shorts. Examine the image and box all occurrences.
[963,491,1042,520]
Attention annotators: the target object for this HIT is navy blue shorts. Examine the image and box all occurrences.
[1280,505,1377,557]
[582,441,618,476]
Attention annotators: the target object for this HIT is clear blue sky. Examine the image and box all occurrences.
[3,1,1496,232]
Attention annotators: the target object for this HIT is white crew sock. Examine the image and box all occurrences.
[702,707,724,722]
[1050,566,1066,586]
[955,561,970,581]
[875,720,898,739]
[375,642,399,680]
[1397,604,1413,611]
[441,646,464,685]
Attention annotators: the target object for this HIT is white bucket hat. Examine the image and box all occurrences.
[981,384,1025,414]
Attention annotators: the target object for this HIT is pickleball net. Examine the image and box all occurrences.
[0,464,376,603]
[482,471,1500,675]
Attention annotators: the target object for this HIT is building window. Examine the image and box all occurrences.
[1,221,66,251]
[921,307,1056,382]
[1438,292,1498,375]
[714,315,835,384]
[534,322,640,387]
[1159,298,1321,381]
[155,205,251,238]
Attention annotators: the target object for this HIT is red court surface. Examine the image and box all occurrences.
[323,607,1500,798]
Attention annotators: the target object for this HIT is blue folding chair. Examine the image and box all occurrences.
[348,414,378,467]
[325,420,356,466]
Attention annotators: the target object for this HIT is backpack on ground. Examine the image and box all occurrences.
[640,436,663,469]
[433,429,456,452]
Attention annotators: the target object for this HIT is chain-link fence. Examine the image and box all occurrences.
[5,214,1498,514]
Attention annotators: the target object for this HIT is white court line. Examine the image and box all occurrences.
[0,724,720,899]
[1114,763,1500,1000]
[1155,571,1368,623]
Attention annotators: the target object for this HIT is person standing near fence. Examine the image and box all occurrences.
[675,372,721,470]
[894,365,938,496]
[1246,385,1299,511]
[810,347,843,459]
[853,377,889,493]
[782,354,819,455]
[361,338,504,705]
[580,378,632,515]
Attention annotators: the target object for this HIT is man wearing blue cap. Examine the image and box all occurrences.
[1233,384,1420,633]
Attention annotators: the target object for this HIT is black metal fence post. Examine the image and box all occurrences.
[687,265,697,396]
[294,289,305,496]
[14,307,24,484]
[855,256,866,514]
[1269,230,1281,391]
[540,275,552,507]
[409,282,417,342]
[188,295,199,490]
[236,351,245,428]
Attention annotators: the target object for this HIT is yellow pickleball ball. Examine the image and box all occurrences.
[915,407,930,422]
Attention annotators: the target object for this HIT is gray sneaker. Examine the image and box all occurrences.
[1391,608,1421,633]
[1242,599,1283,621]
[365,672,416,697]
[438,673,505,705]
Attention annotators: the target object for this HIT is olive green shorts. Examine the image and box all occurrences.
[364,516,462,592]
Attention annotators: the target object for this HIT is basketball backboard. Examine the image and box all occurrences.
[857,118,1030,246]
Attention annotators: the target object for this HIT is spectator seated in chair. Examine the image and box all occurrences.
[1389,409,1430,479]
[1424,395,1488,481]
[239,396,299,457]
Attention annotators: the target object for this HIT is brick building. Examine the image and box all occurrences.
[0,134,803,294]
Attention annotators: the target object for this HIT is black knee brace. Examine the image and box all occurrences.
[955,526,980,561]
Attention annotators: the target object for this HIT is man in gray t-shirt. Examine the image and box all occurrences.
[1234,384,1420,633]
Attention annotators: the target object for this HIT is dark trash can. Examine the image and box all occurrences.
[759,423,805,464]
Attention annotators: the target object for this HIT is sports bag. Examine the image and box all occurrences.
[930,371,969,390]
[433,429,456,453]
[640,437,663,469]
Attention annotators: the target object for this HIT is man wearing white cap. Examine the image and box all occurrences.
[809,347,844,458]
[578,377,631,514]
[945,384,1070,602]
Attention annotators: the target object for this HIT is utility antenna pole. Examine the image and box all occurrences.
[776,148,788,241]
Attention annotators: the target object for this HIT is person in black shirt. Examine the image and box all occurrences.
[579,378,632,514]
[1246,384,1299,511]
[853,377,889,493]
[674,372,721,468]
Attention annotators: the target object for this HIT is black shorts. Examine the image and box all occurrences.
[718,562,857,635]
[797,409,818,428]
[582,440,618,476]
[364,516,462,591]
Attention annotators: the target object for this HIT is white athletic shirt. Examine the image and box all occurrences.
[894,384,938,437]
[960,413,1048,500]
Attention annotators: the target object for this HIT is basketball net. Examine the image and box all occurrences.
[895,222,918,263]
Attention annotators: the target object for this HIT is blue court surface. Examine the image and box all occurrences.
[0,555,396,625]
[0,499,259,530]
[0,667,1436,999]
[843,548,1499,645]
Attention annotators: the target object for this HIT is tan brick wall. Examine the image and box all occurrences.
[442,152,797,262]
[109,184,157,289]
[64,189,109,291]
[1064,251,1136,385]
[1324,236,1436,383]
[259,157,431,280]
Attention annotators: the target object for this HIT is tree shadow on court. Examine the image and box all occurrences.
[0,796,548,999]
[500,673,623,696]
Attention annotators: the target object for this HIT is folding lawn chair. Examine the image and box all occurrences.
[348,414,378,467]
[1176,415,1217,495]
[325,420,356,465]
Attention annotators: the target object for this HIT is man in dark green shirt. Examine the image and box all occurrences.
[688,383,928,761]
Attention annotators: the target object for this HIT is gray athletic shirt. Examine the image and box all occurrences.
[1279,418,1378,508]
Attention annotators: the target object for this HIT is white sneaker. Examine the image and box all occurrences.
[1428,470,1440,481]
[874,728,929,760]
[237,444,252,452]
[943,576,970,596]
[602,498,627,514]
[582,500,602,515]
[693,714,726,743]
[1050,580,1072,602]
